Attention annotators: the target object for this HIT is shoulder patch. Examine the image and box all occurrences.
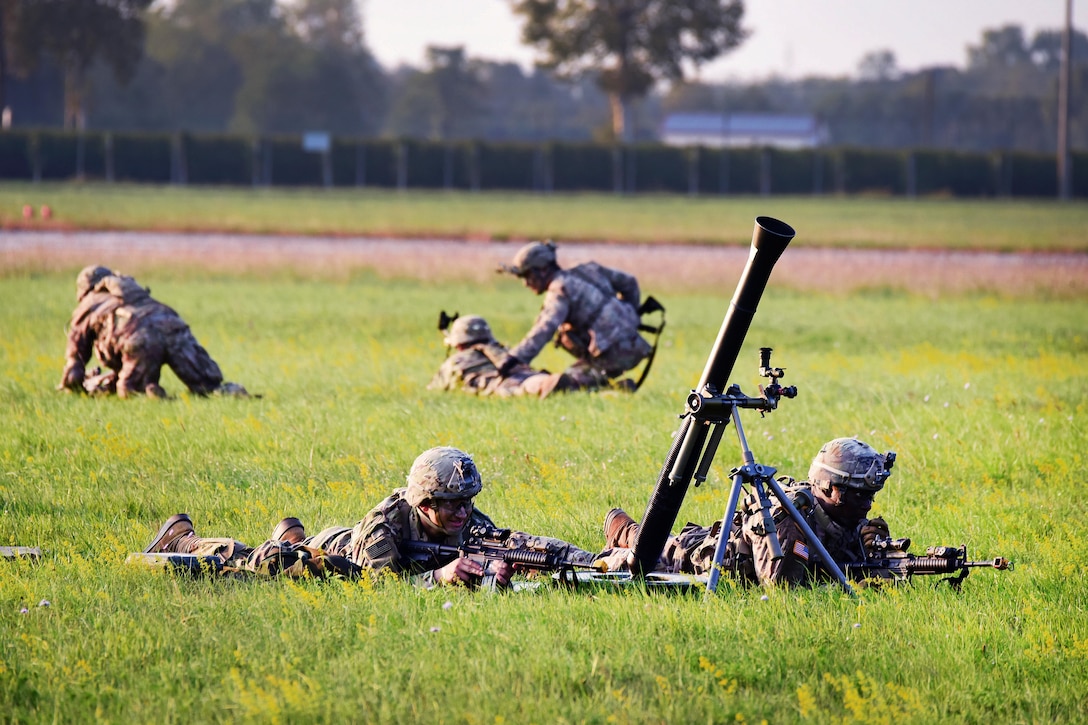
[364,537,395,563]
[792,540,810,561]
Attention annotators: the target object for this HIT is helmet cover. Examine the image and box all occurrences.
[808,438,895,492]
[444,315,493,347]
[405,446,483,507]
[76,265,113,301]
[500,241,557,276]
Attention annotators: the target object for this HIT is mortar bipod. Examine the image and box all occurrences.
[684,385,856,597]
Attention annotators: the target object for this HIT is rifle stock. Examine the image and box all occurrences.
[632,217,795,576]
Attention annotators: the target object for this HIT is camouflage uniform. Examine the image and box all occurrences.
[650,482,886,586]
[140,513,359,579]
[428,314,569,397]
[145,447,598,587]
[59,266,243,398]
[609,438,896,586]
[502,243,651,388]
[304,487,597,588]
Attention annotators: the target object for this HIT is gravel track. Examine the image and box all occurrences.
[3,229,1086,296]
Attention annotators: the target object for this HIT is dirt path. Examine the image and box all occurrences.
[3,229,1086,296]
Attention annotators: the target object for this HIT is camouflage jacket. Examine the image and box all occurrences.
[349,488,499,587]
[727,481,881,585]
[61,274,191,383]
[428,341,512,393]
[427,341,549,396]
[509,262,643,364]
[347,488,598,587]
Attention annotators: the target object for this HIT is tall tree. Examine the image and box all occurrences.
[1029,28,1088,71]
[511,0,747,141]
[856,50,899,81]
[282,0,389,135]
[385,46,484,140]
[5,0,153,128]
[967,25,1032,70]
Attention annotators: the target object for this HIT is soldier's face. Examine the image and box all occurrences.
[815,485,874,526]
[419,497,475,536]
[522,269,548,294]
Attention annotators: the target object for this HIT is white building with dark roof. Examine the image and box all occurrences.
[661,112,829,149]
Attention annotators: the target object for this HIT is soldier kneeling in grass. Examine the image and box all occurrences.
[143,447,627,587]
[499,241,653,392]
[58,265,249,399]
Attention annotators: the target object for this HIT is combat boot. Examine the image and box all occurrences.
[271,517,306,545]
[143,513,197,553]
[537,372,574,399]
[604,508,639,549]
[215,382,250,398]
[145,382,168,399]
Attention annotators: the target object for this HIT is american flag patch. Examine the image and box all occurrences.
[365,538,394,563]
[792,541,810,560]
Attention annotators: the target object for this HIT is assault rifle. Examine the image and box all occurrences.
[402,524,605,589]
[437,310,459,356]
[843,536,1012,590]
[437,309,459,333]
[125,552,225,576]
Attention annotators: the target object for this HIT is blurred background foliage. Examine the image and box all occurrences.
[1,0,1086,151]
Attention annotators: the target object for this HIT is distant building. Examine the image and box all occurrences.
[660,112,829,149]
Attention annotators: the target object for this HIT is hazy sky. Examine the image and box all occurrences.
[366,0,1086,81]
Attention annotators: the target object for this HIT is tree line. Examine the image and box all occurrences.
[2,0,1084,153]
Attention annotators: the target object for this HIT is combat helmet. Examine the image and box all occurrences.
[444,315,494,347]
[808,438,895,493]
[76,265,113,301]
[405,446,483,507]
[500,240,557,277]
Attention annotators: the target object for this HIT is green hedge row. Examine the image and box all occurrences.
[1,129,1085,198]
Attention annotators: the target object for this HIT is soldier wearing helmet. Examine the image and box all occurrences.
[498,241,653,391]
[58,265,248,398]
[429,314,572,398]
[599,438,898,586]
[142,446,604,588]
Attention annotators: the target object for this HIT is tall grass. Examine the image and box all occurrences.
[4,181,1088,251]
[1,269,1085,722]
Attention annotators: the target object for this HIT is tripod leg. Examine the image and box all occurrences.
[705,472,746,595]
[752,478,784,561]
[765,476,856,596]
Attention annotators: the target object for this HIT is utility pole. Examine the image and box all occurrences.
[1057,0,1073,200]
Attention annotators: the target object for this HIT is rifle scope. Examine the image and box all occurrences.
[631,216,795,577]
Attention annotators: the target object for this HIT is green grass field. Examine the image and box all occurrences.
[1,249,1086,722]
[4,181,1088,251]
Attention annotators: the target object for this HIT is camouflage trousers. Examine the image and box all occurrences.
[185,536,359,578]
[489,370,570,399]
[625,520,760,583]
[115,327,224,397]
[661,516,860,586]
[562,334,651,390]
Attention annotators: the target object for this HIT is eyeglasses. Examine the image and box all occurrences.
[839,488,876,503]
[432,498,475,515]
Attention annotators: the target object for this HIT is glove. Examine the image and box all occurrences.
[860,517,890,552]
[57,362,85,392]
[497,355,522,377]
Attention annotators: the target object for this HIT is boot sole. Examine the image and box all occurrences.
[272,517,305,544]
[143,513,193,553]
